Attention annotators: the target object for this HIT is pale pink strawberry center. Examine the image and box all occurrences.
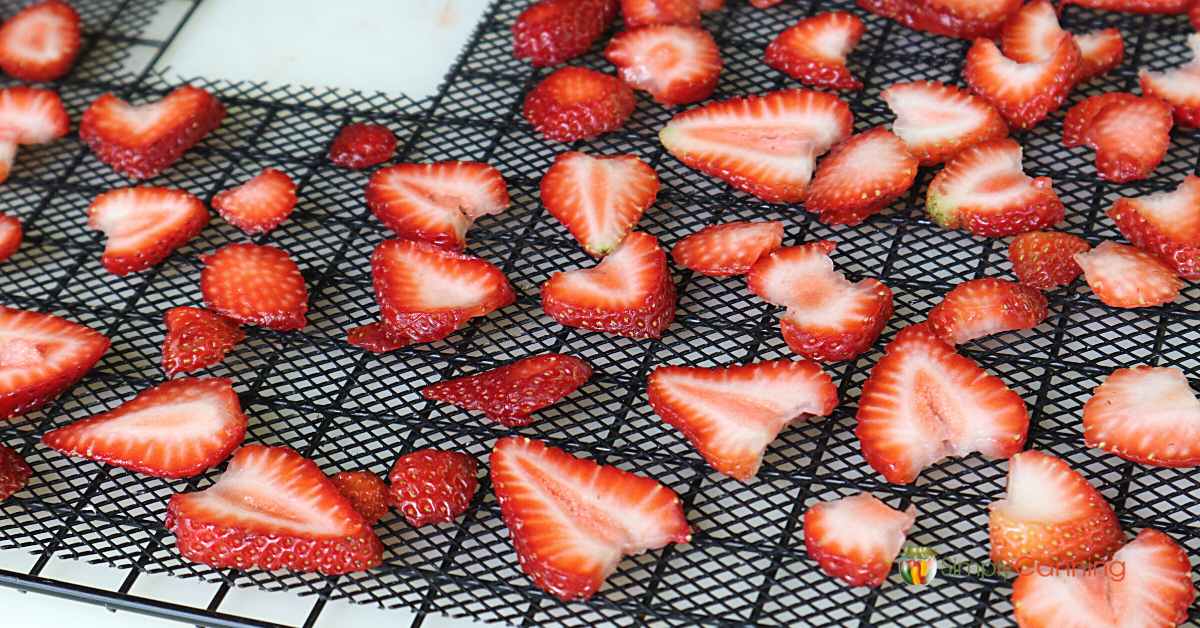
[0,337,43,368]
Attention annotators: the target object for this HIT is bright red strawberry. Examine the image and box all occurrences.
[1075,29,1124,83]
[1139,34,1200,128]
[881,81,1007,166]
[490,436,690,600]
[345,322,408,354]
[1108,175,1200,279]
[387,449,478,527]
[856,324,1028,484]
[1083,95,1173,183]
[87,187,208,276]
[513,0,618,67]
[327,122,396,169]
[422,353,592,426]
[523,67,634,143]
[1061,0,1190,13]
[1061,92,1138,148]
[670,221,784,277]
[647,359,837,480]
[620,0,701,27]
[999,1,1123,84]
[1083,366,1200,467]
[166,444,383,574]
[200,244,309,330]
[42,378,245,478]
[856,0,1021,40]
[0,1,80,81]
[0,443,30,500]
[804,127,918,225]
[764,11,863,90]
[1075,241,1181,308]
[0,307,108,420]
[80,86,225,180]
[540,151,658,256]
[964,35,1080,130]
[926,138,1063,237]
[804,493,916,588]
[331,471,388,525]
[927,278,1048,345]
[0,86,69,183]
[659,90,853,203]
[160,306,245,377]
[604,25,722,105]
[366,161,509,250]
[212,168,296,235]
[1008,231,1090,290]
[0,212,20,262]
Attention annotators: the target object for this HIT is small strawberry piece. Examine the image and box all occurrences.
[80,86,225,180]
[541,231,676,338]
[964,35,1080,130]
[1084,366,1200,467]
[422,353,592,426]
[0,86,69,183]
[87,187,208,276]
[345,322,409,354]
[804,493,917,588]
[387,449,478,527]
[604,25,722,106]
[927,278,1049,345]
[327,123,396,170]
[670,221,784,277]
[804,127,918,225]
[882,81,1007,166]
[201,244,309,331]
[856,324,1029,484]
[698,0,723,10]
[1139,33,1200,128]
[1061,92,1138,148]
[212,168,296,235]
[523,67,634,143]
[1075,241,1181,308]
[751,0,783,6]
[999,1,1123,84]
[0,212,20,262]
[1108,175,1200,279]
[491,436,690,600]
[331,471,388,525]
[1075,29,1124,83]
[989,450,1125,570]
[0,1,80,82]
[513,0,618,67]
[1008,231,1090,290]
[647,360,836,480]
[160,306,245,377]
[1061,0,1190,13]
[0,443,30,500]
[926,138,1064,237]
[366,161,509,250]
[42,378,245,478]
[540,151,658,256]
[765,11,864,90]
[1084,95,1173,183]
[166,444,383,574]
[0,307,109,420]
[660,89,853,203]
[620,0,701,28]
[856,0,1021,40]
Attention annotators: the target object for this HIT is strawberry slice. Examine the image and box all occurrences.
[0,307,109,420]
[1062,92,1138,148]
[541,231,676,338]
[926,138,1064,237]
[42,378,246,479]
[1108,175,1200,279]
[989,450,1125,570]
[166,444,383,574]
[764,11,864,90]
[881,81,1008,166]
[523,67,634,143]
[160,306,245,377]
[659,89,853,203]
[327,122,396,169]
[421,353,592,426]
[670,221,784,277]
[1008,231,1090,290]
[87,187,209,276]
[0,443,30,500]
[927,278,1049,345]
[344,322,408,354]
[856,324,1029,484]
[540,151,658,257]
[803,127,918,225]
[212,168,296,235]
[804,493,917,588]
[1083,366,1200,467]
[1139,33,1200,128]
[490,436,690,600]
[647,359,837,480]
[1074,29,1124,83]
[620,0,701,28]
[80,85,225,180]
[1061,0,1190,13]
[513,0,618,67]
[1075,241,1181,308]
[999,1,1123,84]
[0,86,69,184]
[964,35,1080,130]
[366,161,509,250]
[604,25,722,106]
[0,212,20,262]
[856,0,1022,40]
[0,1,80,82]
[387,449,478,527]
[1082,95,1173,183]
[330,471,388,525]
[200,243,309,331]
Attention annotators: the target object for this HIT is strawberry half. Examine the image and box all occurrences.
[87,187,208,276]
[1008,231,1090,290]
[1000,1,1123,84]
[513,0,618,67]
[212,168,296,235]
[1061,92,1138,148]
[927,278,1049,345]
[1075,241,1182,308]
[0,1,80,82]
[387,449,478,527]
[803,127,918,226]
[604,25,722,106]
[421,353,592,426]
[660,89,853,203]
[0,86,70,183]
[647,359,837,480]
[670,221,784,277]
[764,11,864,90]
[200,243,309,331]
[0,306,109,420]
[0,212,21,262]
[541,231,675,338]
[327,122,396,169]
[166,444,383,574]
[1079,95,1173,183]
[367,161,509,250]
[1140,33,1200,128]
[331,471,388,525]
[540,151,658,257]
[620,0,701,28]
[804,493,916,588]
[881,81,1007,166]
[1083,366,1200,467]
[856,324,1029,484]
[42,377,246,479]
[1061,0,1190,13]
[1108,175,1200,278]
[964,35,1080,130]
[0,443,30,500]
[490,436,690,600]
[523,67,634,143]
[856,0,1021,40]
[160,306,245,377]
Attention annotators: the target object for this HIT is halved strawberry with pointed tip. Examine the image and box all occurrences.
[0,1,81,82]
[1108,175,1200,279]
[0,443,30,500]
[0,307,109,420]
[965,34,1080,130]
[0,86,69,183]
[1081,95,1173,183]
[620,0,701,28]
[1140,33,1200,128]
[999,1,1123,84]
[660,89,853,203]
[856,324,1029,484]
[804,493,917,588]
[882,81,1007,166]
[1075,241,1181,308]
[1062,92,1139,148]
[212,168,296,235]
[422,353,592,426]
[1008,231,1090,290]
[513,0,618,67]
[856,0,1021,40]
[604,25,722,106]
[804,127,918,225]
[541,152,658,257]
[764,11,864,90]
[161,307,245,377]
[87,187,208,275]
[927,278,1048,345]
[523,67,634,143]
[366,161,509,250]
[201,243,309,331]
[1061,0,1190,13]
[1084,366,1200,467]
[0,212,20,262]
[671,221,783,277]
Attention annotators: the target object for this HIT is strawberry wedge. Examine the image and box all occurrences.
[212,168,297,235]
[1075,241,1181,309]
[1073,95,1173,183]
[1083,366,1200,467]
[540,152,659,257]
[0,307,109,420]
[764,11,864,90]
[804,493,916,588]
[803,127,918,226]
[0,87,70,184]
[927,278,1048,345]
[201,244,310,331]
[422,354,592,427]
[882,81,1007,166]
[513,0,618,67]
[1000,0,1123,84]
[1141,33,1200,128]
[856,0,1021,40]
[1008,231,1090,291]
[87,187,209,276]
[671,221,784,277]
[160,307,244,377]
[605,25,722,106]
[367,161,509,251]
[964,35,1080,130]
[1108,175,1200,279]
[0,1,81,82]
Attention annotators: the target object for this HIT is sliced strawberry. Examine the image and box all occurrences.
[387,449,478,527]
[1108,175,1200,279]
[42,378,245,479]
[0,1,80,82]
[803,127,918,225]
[212,168,296,235]
[1061,0,1190,13]
[927,278,1049,345]
[764,11,864,90]
[490,436,690,600]
[1075,29,1124,83]
[1075,241,1181,308]
[647,359,837,480]
[698,0,723,10]
[541,231,675,338]
[327,122,396,169]
[804,493,916,588]
[523,67,634,143]
[345,322,409,354]
[855,323,1029,484]
[604,25,721,106]
[0,212,20,262]
[200,243,309,331]
[1083,95,1173,183]
[160,306,245,377]
[1008,231,1090,290]
[881,81,1008,166]
[331,471,388,525]
[1061,92,1138,148]
[0,443,30,500]
[1139,33,1200,128]
[999,1,1123,84]
[87,187,208,276]
[1083,366,1200,467]
[659,89,853,203]
[0,307,108,420]
[926,138,1064,237]
[964,35,1080,130]
[366,161,509,250]
[166,444,383,574]
[421,353,592,426]
[856,0,1022,40]
[0,86,69,183]
[670,221,784,277]
[80,86,225,180]
[514,0,618,67]
[540,151,658,257]
[620,0,701,28]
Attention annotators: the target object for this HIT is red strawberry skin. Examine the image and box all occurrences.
[0,443,31,500]
[212,168,297,235]
[514,0,618,67]
[765,11,864,90]
[0,213,21,262]
[780,280,892,363]
[523,67,634,143]
[331,471,389,525]
[327,123,396,170]
[0,0,81,82]
[87,187,209,276]
[1107,175,1200,279]
[161,307,245,377]
[964,36,1080,131]
[201,244,309,331]
[621,0,701,28]
[1008,231,1090,290]
[857,0,1021,40]
[671,221,784,277]
[927,278,1049,345]
[422,354,592,427]
[345,322,409,354]
[0,307,110,420]
[387,450,478,527]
